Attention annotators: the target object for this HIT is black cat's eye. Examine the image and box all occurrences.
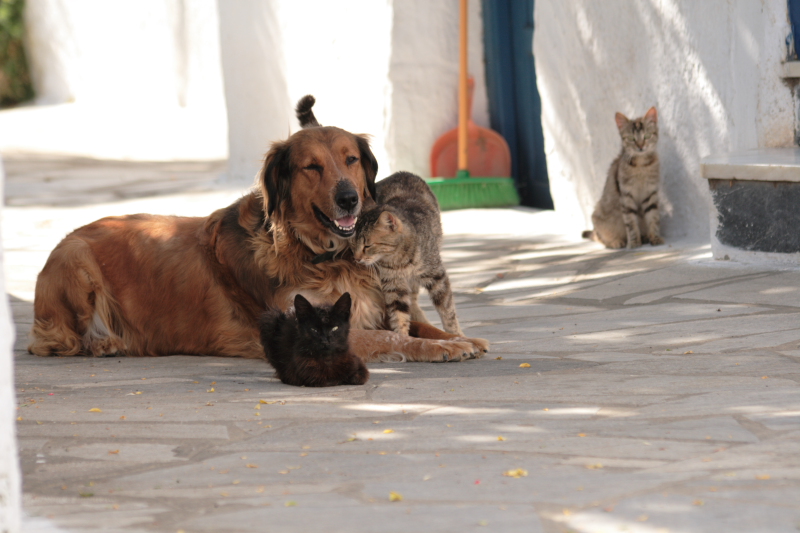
[304,164,323,173]
[346,156,359,166]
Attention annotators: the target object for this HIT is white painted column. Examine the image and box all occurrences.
[217,1,292,182]
[0,158,21,533]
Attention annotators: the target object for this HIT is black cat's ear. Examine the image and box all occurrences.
[333,292,352,320]
[294,294,315,320]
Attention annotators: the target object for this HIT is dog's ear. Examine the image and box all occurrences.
[356,135,378,201]
[259,140,293,218]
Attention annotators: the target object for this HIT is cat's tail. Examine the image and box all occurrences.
[295,95,321,128]
[581,230,596,241]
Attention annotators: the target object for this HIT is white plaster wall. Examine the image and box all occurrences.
[19,0,228,161]
[17,0,488,176]
[0,159,21,533]
[534,0,794,240]
[218,0,487,182]
[217,0,291,181]
[387,0,490,177]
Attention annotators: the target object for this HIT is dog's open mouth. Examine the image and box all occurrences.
[313,205,358,237]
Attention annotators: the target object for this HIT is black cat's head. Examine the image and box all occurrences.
[293,293,352,357]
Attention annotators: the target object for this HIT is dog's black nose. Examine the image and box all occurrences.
[335,188,359,211]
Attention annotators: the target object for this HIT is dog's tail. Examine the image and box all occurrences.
[296,95,321,128]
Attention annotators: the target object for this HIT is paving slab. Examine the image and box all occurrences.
[3,154,800,532]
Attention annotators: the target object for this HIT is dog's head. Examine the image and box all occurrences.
[259,125,378,249]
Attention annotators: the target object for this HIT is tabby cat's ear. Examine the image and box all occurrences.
[379,211,403,232]
[294,294,315,321]
[644,106,658,124]
[614,112,629,131]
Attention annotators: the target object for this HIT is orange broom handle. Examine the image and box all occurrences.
[458,0,469,175]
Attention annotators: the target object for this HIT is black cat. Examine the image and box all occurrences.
[259,292,369,387]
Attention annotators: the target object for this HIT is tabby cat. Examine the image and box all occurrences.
[259,293,369,387]
[583,106,664,249]
[352,171,463,336]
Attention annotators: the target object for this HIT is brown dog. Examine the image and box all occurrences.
[28,96,488,362]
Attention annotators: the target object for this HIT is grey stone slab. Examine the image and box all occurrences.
[47,443,189,463]
[18,423,230,440]
[561,493,800,533]
[677,271,800,307]
[455,303,603,322]
[466,303,772,341]
[563,265,745,302]
[516,311,799,352]
[182,501,546,533]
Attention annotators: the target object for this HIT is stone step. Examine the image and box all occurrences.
[701,148,800,263]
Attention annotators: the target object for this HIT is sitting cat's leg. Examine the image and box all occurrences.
[642,194,664,245]
[382,275,413,335]
[408,279,430,324]
[591,210,627,249]
[409,322,488,358]
[349,329,480,363]
[619,195,642,249]
[422,266,464,335]
[346,359,370,385]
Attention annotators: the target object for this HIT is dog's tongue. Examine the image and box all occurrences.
[336,216,356,228]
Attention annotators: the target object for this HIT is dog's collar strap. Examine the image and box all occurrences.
[311,250,337,264]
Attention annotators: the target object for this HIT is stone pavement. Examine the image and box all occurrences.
[3,154,800,533]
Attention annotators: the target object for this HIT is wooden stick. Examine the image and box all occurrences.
[458,0,469,174]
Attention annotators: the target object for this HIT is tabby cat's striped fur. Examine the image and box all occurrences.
[352,172,463,336]
[584,107,664,249]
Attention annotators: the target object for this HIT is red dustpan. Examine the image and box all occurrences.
[430,77,511,178]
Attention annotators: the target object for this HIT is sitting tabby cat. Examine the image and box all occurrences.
[259,293,369,387]
[583,106,664,249]
[352,171,463,336]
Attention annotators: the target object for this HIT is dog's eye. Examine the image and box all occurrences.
[346,156,359,166]
[331,326,338,332]
[304,164,323,173]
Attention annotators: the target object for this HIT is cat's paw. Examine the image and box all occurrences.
[453,336,489,358]
[626,239,642,249]
[605,239,626,249]
[649,235,664,245]
[431,339,477,362]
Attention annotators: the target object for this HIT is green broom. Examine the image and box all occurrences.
[425,0,520,210]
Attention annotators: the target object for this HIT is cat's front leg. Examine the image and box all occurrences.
[349,329,480,362]
[643,202,663,245]
[383,277,413,335]
[424,270,464,336]
[409,279,430,324]
[409,322,488,358]
[620,204,642,249]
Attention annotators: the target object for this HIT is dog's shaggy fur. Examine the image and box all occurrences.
[28,98,488,362]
